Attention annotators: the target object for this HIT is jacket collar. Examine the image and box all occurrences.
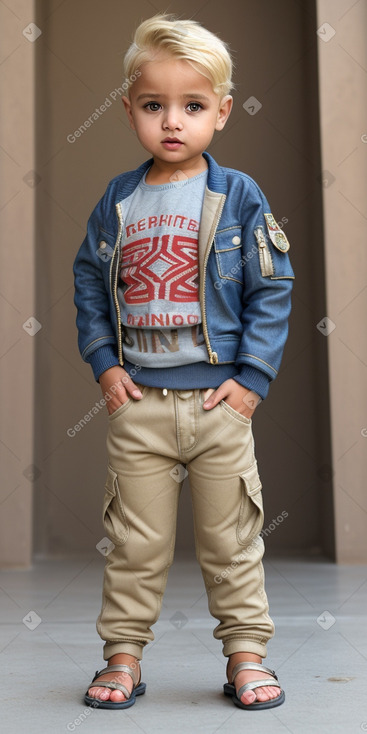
[115,151,227,200]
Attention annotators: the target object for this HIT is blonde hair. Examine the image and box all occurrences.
[123,13,234,98]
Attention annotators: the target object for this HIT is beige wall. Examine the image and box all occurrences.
[316,0,367,561]
[1,0,364,566]
[0,0,36,566]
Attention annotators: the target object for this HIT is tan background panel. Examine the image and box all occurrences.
[1,0,365,565]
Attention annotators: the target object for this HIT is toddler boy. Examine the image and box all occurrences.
[74,12,294,711]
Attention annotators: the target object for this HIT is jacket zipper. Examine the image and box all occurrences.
[255,226,274,277]
[112,202,124,365]
[201,195,226,364]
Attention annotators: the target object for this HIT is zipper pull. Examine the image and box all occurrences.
[254,226,274,277]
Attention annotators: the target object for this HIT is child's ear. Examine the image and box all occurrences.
[215,95,233,131]
[122,95,136,131]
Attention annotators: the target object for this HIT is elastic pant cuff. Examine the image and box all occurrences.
[223,639,268,658]
[103,641,144,661]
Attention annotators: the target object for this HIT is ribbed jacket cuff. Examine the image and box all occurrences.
[88,345,120,382]
[233,365,271,400]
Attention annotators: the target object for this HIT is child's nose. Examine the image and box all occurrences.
[162,106,183,130]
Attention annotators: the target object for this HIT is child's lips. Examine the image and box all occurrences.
[161,138,183,149]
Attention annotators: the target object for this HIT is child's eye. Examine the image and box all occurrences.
[186,102,203,112]
[144,102,162,112]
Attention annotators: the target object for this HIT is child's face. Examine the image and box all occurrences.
[122,53,232,170]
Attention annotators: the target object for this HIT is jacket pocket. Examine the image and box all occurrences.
[237,461,264,545]
[214,226,243,284]
[102,464,129,546]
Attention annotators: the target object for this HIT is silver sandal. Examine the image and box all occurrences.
[84,663,146,709]
[223,661,285,710]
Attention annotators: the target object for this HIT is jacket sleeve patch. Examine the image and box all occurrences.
[264,213,290,252]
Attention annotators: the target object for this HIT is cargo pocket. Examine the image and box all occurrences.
[237,461,264,545]
[102,464,129,546]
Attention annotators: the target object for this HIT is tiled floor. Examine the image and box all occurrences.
[1,553,366,734]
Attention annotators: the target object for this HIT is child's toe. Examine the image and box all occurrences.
[91,686,110,700]
[110,689,127,702]
[240,689,257,705]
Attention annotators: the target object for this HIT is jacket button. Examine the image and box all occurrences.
[232,235,241,245]
[99,241,107,249]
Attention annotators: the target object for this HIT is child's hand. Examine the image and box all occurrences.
[202,378,261,420]
[99,366,143,415]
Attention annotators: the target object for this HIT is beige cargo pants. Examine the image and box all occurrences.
[96,385,275,662]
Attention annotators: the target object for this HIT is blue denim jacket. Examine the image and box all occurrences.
[73,151,294,399]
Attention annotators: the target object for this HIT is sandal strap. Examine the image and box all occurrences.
[237,679,281,699]
[91,662,140,687]
[88,680,131,698]
[231,661,277,683]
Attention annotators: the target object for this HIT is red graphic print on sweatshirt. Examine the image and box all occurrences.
[120,233,199,304]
